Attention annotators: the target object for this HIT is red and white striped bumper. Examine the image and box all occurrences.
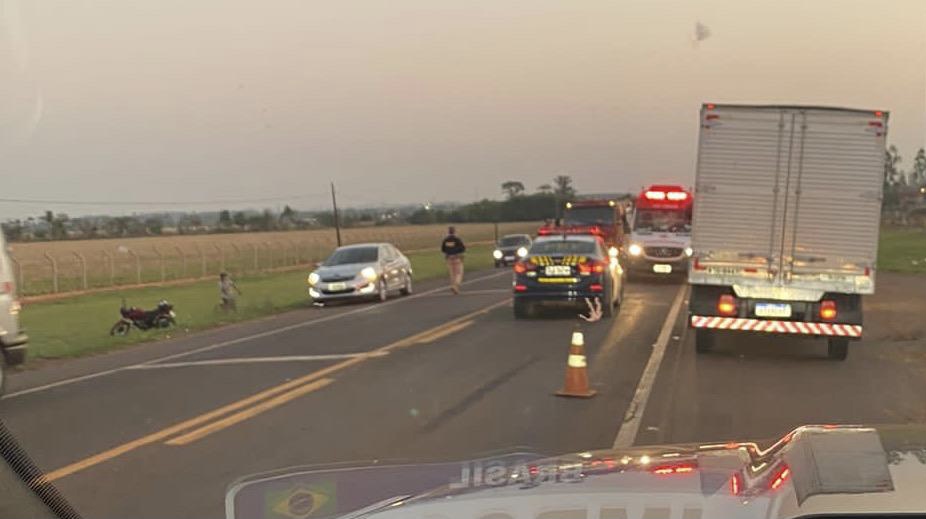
[690,316,861,338]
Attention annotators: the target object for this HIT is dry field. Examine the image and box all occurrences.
[9,222,538,295]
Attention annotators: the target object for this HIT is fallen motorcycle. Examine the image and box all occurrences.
[110,299,176,336]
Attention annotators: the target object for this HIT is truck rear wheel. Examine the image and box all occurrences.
[827,338,849,360]
[695,329,715,353]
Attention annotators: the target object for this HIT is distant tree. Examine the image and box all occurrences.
[279,205,297,227]
[144,217,163,235]
[537,184,553,194]
[218,210,233,228]
[232,211,247,228]
[501,180,525,199]
[44,210,54,225]
[885,145,903,187]
[1,220,24,241]
[553,175,576,199]
[911,148,926,186]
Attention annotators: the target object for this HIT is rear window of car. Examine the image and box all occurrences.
[324,247,378,265]
[530,240,596,255]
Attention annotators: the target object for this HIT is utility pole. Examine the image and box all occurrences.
[330,181,342,246]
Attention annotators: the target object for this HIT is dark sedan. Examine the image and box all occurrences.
[493,234,533,267]
[512,234,625,319]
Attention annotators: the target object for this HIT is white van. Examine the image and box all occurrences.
[0,231,27,394]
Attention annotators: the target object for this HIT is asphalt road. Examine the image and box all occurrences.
[2,269,925,518]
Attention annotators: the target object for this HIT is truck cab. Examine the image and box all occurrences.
[539,198,628,254]
[625,185,693,276]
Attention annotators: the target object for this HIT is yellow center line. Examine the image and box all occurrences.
[41,297,510,482]
[415,320,473,344]
[165,378,334,446]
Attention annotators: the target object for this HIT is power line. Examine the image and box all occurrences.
[0,193,329,207]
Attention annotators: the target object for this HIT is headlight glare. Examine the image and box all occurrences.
[629,244,643,256]
[684,247,694,257]
[307,272,320,285]
[516,247,528,258]
[360,267,378,281]
[493,250,503,260]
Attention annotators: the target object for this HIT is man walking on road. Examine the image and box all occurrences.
[441,226,466,294]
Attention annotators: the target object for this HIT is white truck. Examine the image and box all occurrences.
[688,104,887,360]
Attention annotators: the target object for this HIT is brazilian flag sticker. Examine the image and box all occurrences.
[264,481,336,519]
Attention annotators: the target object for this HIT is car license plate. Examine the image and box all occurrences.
[504,256,515,261]
[652,264,672,274]
[755,302,791,318]
[545,265,572,276]
[328,282,347,291]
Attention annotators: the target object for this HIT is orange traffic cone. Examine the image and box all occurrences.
[555,326,596,398]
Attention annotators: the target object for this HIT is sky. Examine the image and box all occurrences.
[0,0,924,219]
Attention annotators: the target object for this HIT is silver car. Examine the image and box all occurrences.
[307,243,413,304]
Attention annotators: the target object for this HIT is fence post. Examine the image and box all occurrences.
[10,257,23,294]
[175,246,187,278]
[214,244,225,272]
[288,240,299,265]
[102,251,114,286]
[194,243,206,277]
[128,249,141,284]
[153,247,166,282]
[72,251,88,290]
[264,242,273,270]
[231,244,242,272]
[43,252,59,293]
[251,243,259,270]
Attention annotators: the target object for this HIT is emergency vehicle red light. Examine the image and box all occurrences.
[666,191,688,201]
[538,227,553,236]
[770,466,791,490]
[820,300,837,320]
[644,191,667,200]
[717,294,737,316]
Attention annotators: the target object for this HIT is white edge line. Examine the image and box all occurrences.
[124,352,389,369]
[3,270,510,399]
[612,283,688,449]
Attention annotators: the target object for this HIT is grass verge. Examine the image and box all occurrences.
[20,244,497,360]
[878,228,926,274]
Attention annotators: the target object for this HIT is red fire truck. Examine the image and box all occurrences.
[538,198,629,253]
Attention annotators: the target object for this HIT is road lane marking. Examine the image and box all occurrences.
[4,270,510,400]
[41,297,510,481]
[612,284,688,449]
[415,320,473,343]
[124,352,389,369]
[165,378,335,445]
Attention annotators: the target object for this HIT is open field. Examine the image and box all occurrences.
[877,227,926,274]
[8,222,537,296]
[19,244,498,360]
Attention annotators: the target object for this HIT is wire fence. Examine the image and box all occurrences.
[10,222,538,298]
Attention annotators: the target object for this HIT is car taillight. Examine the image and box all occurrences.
[578,261,606,275]
[730,473,743,496]
[589,283,603,292]
[820,300,837,320]
[514,284,527,292]
[513,262,529,274]
[717,294,737,316]
[651,462,697,476]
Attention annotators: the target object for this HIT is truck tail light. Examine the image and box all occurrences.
[717,294,737,316]
[820,300,837,321]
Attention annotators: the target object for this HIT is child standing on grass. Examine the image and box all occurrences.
[219,272,242,311]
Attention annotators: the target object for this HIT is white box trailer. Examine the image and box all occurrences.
[688,104,887,360]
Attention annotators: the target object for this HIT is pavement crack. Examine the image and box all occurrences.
[417,356,540,434]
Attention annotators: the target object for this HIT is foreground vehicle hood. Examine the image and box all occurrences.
[226,425,926,518]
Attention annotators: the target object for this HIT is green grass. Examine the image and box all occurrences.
[878,228,926,274]
[21,244,495,360]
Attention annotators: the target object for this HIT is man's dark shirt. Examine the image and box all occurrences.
[441,235,466,256]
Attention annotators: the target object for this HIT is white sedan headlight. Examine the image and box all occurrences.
[493,249,503,260]
[307,272,320,285]
[628,244,643,256]
[360,266,378,281]
[516,247,528,258]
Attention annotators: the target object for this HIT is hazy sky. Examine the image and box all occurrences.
[1,0,924,218]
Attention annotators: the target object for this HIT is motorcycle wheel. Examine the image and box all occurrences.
[155,316,172,329]
[110,321,131,336]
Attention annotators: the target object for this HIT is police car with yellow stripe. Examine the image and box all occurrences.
[512,234,625,319]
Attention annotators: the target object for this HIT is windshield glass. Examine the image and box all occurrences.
[2,2,924,518]
[323,247,378,266]
[633,208,692,233]
[499,236,529,246]
[564,207,615,226]
[530,240,596,255]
